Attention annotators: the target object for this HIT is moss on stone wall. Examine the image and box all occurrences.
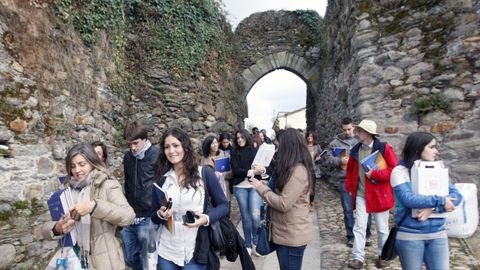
[55,0,237,81]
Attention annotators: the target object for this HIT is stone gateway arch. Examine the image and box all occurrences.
[235,10,325,132]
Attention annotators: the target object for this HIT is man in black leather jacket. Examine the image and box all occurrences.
[121,120,160,270]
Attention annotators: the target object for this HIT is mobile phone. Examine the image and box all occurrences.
[166,198,173,210]
[182,211,197,224]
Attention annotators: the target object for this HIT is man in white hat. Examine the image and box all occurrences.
[324,117,374,248]
[345,119,398,269]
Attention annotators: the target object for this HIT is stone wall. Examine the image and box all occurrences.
[318,0,480,187]
[0,2,242,269]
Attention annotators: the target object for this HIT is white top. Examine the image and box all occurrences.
[157,169,205,266]
[390,165,409,187]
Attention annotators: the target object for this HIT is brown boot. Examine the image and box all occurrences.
[375,256,389,268]
[347,259,364,269]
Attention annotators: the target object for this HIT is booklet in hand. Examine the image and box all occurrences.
[153,183,174,233]
[47,188,77,246]
[332,147,347,170]
[252,143,275,167]
[319,149,328,159]
[214,157,230,172]
[360,150,387,172]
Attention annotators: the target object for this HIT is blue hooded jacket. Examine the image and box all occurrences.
[390,161,462,234]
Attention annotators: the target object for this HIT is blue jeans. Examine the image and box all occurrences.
[157,256,206,270]
[233,187,264,248]
[395,238,449,270]
[276,244,306,270]
[339,180,372,240]
[121,218,150,270]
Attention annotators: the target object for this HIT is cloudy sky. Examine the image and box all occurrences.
[221,0,328,136]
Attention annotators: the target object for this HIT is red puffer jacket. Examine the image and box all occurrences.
[345,138,398,213]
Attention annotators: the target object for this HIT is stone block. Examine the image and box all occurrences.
[0,244,16,269]
[407,62,434,76]
[9,118,28,133]
[430,121,455,133]
[384,127,399,133]
[444,88,465,101]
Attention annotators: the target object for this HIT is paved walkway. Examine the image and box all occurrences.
[221,179,480,269]
[317,179,480,270]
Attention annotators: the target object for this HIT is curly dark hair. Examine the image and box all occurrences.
[156,127,200,189]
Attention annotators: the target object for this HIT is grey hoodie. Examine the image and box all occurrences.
[323,134,358,180]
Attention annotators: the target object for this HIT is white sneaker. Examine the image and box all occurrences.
[252,245,265,257]
[246,247,252,256]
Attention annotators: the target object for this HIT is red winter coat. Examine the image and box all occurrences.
[345,138,398,213]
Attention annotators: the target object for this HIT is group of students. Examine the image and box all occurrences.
[42,121,314,270]
[42,117,463,270]
[310,117,462,270]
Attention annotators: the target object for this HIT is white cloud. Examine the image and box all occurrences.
[222,0,327,28]
[245,70,306,136]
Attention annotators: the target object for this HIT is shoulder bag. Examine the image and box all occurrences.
[380,209,409,261]
[256,176,276,255]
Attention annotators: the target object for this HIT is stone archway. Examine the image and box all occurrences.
[240,52,321,131]
[235,10,324,132]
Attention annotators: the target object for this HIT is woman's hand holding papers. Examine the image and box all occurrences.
[53,214,75,235]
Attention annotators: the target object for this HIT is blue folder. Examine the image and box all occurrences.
[215,157,230,172]
[47,189,75,246]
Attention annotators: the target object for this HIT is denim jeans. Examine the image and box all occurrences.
[156,256,206,270]
[352,196,389,261]
[275,244,307,270]
[395,238,449,270]
[233,187,264,248]
[339,180,372,241]
[121,218,150,270]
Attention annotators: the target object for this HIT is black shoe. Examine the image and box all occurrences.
[365,238,372,247]
[346,239,354,248]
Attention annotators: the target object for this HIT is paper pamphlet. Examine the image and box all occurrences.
[252,143,275,167]
[153,183,174,233]
[47,188,77,246]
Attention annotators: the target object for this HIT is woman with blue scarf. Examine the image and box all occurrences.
[390,132,462,269]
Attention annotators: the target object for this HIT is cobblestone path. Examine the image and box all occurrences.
[317,179,480,270]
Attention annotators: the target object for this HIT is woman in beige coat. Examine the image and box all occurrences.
[250,128,313,270]
[43,143,135,269]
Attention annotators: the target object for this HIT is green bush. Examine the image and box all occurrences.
[411,93,451,115]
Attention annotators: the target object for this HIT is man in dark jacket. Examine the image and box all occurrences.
[121,120,160,270]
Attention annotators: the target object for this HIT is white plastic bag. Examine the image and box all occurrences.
[446,183,478,238]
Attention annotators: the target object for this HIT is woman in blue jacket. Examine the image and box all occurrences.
[390,132,462,269]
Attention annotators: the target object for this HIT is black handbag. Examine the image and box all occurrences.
[380,210,409,261]
[256,176,276,255]
[256,206,275,255]
[201,166,227,252]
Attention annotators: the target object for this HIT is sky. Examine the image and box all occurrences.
[221,0,328,136]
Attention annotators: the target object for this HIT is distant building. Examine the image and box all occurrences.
[272,107,306,130]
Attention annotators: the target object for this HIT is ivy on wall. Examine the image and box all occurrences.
[54,0,236,82]
[294,9,325,48]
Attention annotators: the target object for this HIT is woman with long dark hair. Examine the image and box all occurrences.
[151,128,229,270]
[250,128,313,269]
[390,132,462,269]
[200,135,232,198]
[230,129,267,256]
[43,143,135,269]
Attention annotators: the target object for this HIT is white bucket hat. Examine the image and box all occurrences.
[357,119,379,135]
